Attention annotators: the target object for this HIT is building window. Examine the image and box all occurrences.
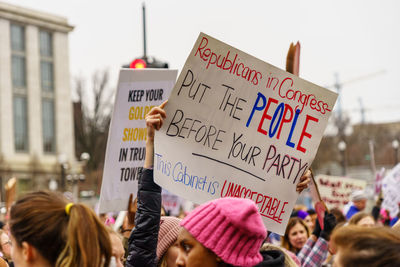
[12,55,26,88]
[40,30,56,153]
[42,99,55,153]
[40,61,54,92]
[13,96,29,151]
[11,24,28,152]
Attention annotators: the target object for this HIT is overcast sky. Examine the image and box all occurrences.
[6,0,400,125]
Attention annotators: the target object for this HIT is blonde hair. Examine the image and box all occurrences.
[10,191,111,267]
[158,255,168,267]
[261,243,298,267]
[348,212,374,225]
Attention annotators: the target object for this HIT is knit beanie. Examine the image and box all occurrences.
[180,197,267,267]
[296,210,309,220]
[351,190,367,201]
[157,216,181,261]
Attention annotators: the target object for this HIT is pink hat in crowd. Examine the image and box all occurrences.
[181,197,267,267]
[157,216,182,261]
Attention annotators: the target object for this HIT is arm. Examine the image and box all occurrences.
[126,103,167,267]
[300,212,336,267]
[301,237,329,267]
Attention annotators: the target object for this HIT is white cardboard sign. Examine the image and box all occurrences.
[99,69,177,213]
[154,33,337,234]
[382,163,400,218]
[316,175,367,210]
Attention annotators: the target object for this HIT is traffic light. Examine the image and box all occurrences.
[130,58,146,69]
[123,57,168,69]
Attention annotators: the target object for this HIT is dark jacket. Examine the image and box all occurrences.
[126,168,162,267]
[254,249,285,267]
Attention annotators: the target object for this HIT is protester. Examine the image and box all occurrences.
[281,217,310,255]
[176,197,277,267]
[348,212,375,227]
[0,230,12,266]
[9,191,112,267]
[297,212,337,267]
[307,209,317,232]
[345,190,367,219]
[127,102,311,267]
[157,216,181,267]
[331,225,400,267]
[295,210,313,232]
[126,102,182,267]
[258,243,298,267]
[329,207,346,224]
[107,228,125,267]
[380,209,392,226]
[389,207,400,227]
[371,193,383,221]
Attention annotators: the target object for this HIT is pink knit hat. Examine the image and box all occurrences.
[181,197,266,267]
[157,216,181,261]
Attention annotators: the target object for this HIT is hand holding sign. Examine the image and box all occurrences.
[296,169,311,193]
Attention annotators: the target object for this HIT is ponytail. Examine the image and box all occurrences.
[57,203,112,267]
[10,191,111,267]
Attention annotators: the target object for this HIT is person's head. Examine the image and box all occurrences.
[307,209,317,231]
[351,190,367,211]
[330,207,347,224]
[331,225,400,267]
[107,228,125,267]
[260,243,298,267]
[10,191,112,267]
[0,229,11,260]
[296,210,313,231]
[348,212,375,227]
[157,216,181,267]
[282,217,310,254]
[176,197,266,267]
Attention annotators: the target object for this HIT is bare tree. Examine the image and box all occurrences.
[73,70,114,193]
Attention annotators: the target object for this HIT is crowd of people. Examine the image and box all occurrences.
[0,103,399,267]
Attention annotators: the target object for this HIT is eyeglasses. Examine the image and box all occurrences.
[1,240,11,246]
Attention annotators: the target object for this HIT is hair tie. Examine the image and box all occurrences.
[65,203,74,216]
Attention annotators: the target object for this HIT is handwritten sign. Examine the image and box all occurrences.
[162,189,182,216]
[382,163,400,218]
[316,175,367,210]
[99,69,177,213]
[154,33,337,234]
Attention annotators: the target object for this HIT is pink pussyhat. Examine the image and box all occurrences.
[181,197,266,267]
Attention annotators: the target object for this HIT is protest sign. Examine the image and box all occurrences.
[162,189,182,216]
[99,69,177,213]
[375,167,386,194]
[316,175,367,210]
[154,33,337,234]
[382,163,400,217]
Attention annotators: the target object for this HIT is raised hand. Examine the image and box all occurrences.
[296,169,311,193]
[145,100,167,142]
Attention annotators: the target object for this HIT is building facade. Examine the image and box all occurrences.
[0,2,75,196]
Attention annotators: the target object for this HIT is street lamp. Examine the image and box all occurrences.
[67,152,90,202]
[338,140,347,176]
[392,139,399,164]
